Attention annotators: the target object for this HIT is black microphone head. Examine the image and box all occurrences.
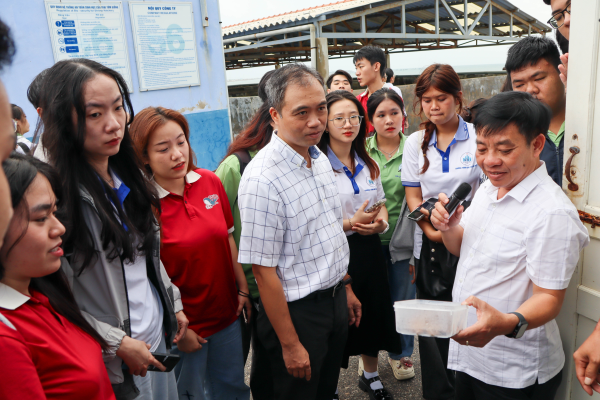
[454,182,472,200]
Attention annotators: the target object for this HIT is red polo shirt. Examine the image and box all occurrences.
[0,286,115,400]
[157,169,238,338]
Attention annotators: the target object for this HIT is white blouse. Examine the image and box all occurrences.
[326,147,386,236]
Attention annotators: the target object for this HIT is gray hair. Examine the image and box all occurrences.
[265,64,324,113]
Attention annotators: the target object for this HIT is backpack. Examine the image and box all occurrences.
[233,150,252,209]
[233,149,252,176]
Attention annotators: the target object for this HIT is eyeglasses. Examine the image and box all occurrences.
[547,3,571,29]
[328,115,363,128]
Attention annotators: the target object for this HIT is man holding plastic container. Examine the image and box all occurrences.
[430,91,589,399]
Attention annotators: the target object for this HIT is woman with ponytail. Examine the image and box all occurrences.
[401,64,482,400]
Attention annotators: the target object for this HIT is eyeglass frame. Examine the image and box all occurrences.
[547,3,571,29]
[327,115,364,128]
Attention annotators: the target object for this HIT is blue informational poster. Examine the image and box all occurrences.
[128,2,201,91]
[44,0,134,90]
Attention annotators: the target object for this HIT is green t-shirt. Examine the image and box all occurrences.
[547,121,565,148]
[366,133,407,245]
[214,150,259,299]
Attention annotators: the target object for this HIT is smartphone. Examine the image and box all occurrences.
[406,197,438,222]
[365,198,387,213]
[147,352,181,372]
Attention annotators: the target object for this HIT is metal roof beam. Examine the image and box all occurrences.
[489,0,543,34]
[320,32,518,40]
[466,0,490,35]
[320,0,422,27]
[440,0,465,35]
[224,36,310,53]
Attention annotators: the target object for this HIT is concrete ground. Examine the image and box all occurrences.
[244,336,424,400]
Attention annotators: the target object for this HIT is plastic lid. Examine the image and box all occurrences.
[393,299,467,312]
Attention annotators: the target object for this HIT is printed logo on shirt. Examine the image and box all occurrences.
[460,152,475,166]
[398,163,402,171]
[203,194,219,209]
[366,178,376,187]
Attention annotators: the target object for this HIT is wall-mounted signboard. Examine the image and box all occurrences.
[128,1,201,91]
[44,0,133,91]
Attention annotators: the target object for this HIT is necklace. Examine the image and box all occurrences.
[380,143,400,159]
[377,135,401,159]
[340,158,354,173]
[103,175,115,188]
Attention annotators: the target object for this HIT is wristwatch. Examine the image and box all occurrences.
[505,312,528,339]
[343,276,353,286]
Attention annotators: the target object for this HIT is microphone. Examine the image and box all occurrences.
[445,182,472,217]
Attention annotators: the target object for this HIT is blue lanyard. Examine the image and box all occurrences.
[98,174,130,231]
[342,163,364,195]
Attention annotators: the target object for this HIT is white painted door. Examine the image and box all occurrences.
[555,1,600,399]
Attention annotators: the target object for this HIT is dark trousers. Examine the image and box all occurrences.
[240,296,256,364]
[455,370,563,400]
[417,284,455,400]
[255,284,348,400]
[247,297,275,400]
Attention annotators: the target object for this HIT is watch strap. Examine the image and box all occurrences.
[506,312,527,338]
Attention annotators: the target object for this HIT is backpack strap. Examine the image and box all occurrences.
[233,150,252,209]
[16,142,30,154]
[233,149,252,176]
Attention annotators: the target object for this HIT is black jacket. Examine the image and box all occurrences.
[540,133,564,186]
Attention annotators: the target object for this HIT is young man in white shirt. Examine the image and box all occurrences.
[238,63,362,400]
[430,91,589,399]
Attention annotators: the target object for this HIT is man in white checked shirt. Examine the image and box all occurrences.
[430,91,589,400]
[237,64,362,400]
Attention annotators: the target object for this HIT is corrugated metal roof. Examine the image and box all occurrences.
[223,0,388,35]
[223,0,550,36]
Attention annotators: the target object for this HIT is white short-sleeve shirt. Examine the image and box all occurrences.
[326,147,386,236]
[401,116,483,258]
[237,133,350,302]
[448,162,589,388]
[111,172,164,352]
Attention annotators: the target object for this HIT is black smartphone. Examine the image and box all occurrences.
[147,352,180,372]
[406,197,438,222]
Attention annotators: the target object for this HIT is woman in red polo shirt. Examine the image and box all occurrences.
[130,107,251,400]
[0,154,115,400]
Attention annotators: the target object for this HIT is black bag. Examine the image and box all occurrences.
[416,201,470,298]
[416,235,459,298]
[233,149,252,209]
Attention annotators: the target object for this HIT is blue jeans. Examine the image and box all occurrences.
[382,245,416,360]
[133,331,179,400]
[172,318,250,400]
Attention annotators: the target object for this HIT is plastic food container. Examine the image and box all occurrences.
[394,300,468,338]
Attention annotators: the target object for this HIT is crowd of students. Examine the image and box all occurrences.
[0,1,600,400]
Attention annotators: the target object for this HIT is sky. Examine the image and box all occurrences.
[220,0,556,84]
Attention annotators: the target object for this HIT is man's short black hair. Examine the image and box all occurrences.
[326,70,352,89]
[473,91,551,145]
[505,36,561,77]
[353,45,386,78]
[0,19,15,72]
[543,0,550,4]
[265,63,324,113]
[384,68,394,83]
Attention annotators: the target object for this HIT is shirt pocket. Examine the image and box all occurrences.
[480,218,526,278]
